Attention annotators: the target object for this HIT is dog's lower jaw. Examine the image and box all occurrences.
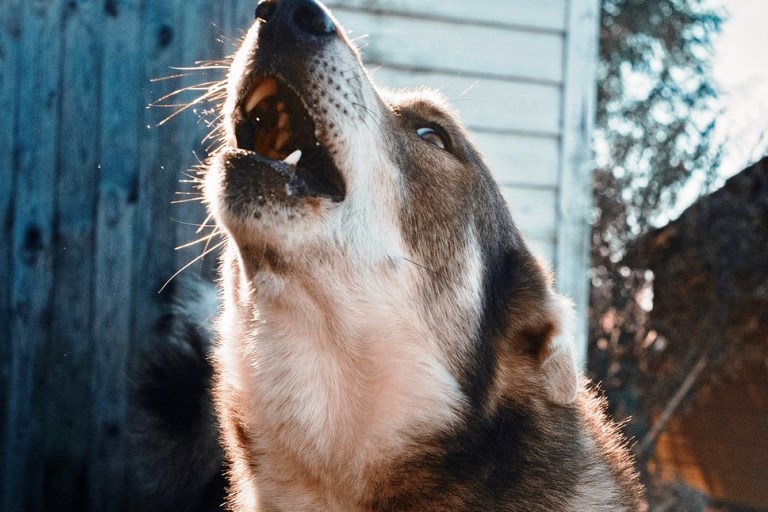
[214,248,469,511]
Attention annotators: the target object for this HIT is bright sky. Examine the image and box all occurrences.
[711,0,768,178]
[664,0,768,221]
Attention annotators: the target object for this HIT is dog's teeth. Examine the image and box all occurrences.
[283,149,301,166]
[277,102,285,112]
[277,112,289,130]
[275,130,290,151]
[245,78,277,113]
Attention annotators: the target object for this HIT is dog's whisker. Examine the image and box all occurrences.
[196,213,215,234]
[158,239,226,293]
[153,82,226,107]
[171,197,205,204]
[169,64,230,71]
[144,5,645,509]
[157,91,223,126]
[150,72,188,82]
[175,231,220,251]
[180,171,205,183]
[458,81,480,97]
[169,217,218,230]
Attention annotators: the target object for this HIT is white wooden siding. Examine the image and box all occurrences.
[326,0,568,32]
[335,10,564,83]
[370,68,562,135]
[473,132,560,187]
[328,1,599,362]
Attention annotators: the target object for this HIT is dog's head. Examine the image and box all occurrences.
[205,0,578,407]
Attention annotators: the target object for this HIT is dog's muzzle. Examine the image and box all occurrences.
[226,0,347,202]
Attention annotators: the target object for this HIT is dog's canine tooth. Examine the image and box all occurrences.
[277,101,285,112]
[282,149,301,166]
[245,77,278,113]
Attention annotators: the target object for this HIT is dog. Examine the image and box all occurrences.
[136,0,644,510]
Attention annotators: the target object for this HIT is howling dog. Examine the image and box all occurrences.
[135,0,644,510]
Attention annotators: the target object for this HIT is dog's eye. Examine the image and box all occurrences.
[416,127,447,150]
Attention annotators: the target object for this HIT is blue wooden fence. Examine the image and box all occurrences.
[0,1,255,509]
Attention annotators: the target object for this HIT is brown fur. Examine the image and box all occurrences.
[201,1,644,510]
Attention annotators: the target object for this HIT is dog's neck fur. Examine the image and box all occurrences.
[216,242,470,508]
[206,2,642,509]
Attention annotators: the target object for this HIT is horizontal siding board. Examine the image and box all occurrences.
[500,186,557,242]
[371,67,562,135]
[333,9,564,83]
[472,132,560,188]
[326,0,568,32]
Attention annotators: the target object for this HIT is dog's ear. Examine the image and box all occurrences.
[539,294,579,405]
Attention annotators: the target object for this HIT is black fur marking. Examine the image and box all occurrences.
[129,280,225,512]
[375,400,584,511]
[138,313,212,435]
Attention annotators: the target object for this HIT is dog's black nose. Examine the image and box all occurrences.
[255,0,336,41]
[292,1,335,36]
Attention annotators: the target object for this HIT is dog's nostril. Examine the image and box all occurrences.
[255,0,277,22]
[293,3,336,37]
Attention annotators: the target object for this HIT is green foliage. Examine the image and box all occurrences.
[590,0,726,372]
[589,2,726,508]
[595,0,725,242]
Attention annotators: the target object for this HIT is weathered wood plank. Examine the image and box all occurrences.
[371,67,562,136]
[556,0,601,368]
[130,0,185,354]
[3,1,64,510]
[38,1,102,509]
[227,0,256,48]
[173,0,228,279]
[472,132,560,188]
[501,186,558,242]
[326,0,568,32]
[89,0,143,508]
[0,0,21,493]
[333,9,564,83]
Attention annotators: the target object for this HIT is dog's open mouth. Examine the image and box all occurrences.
[233,76,346,202]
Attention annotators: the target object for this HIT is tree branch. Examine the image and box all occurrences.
[635,354,709,458]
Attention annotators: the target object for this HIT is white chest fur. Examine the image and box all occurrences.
[216,259,466,507]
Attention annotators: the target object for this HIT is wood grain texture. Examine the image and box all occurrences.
[172,0,228,280]
[0,0,21,494]
[4,1,64,510]
[129,0,184,372]
[41,0,102,509]
[90,0,142,508]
